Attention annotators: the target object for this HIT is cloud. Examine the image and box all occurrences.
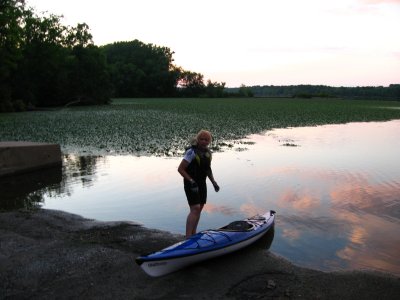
[393,51,400,60]
[360,0,400,4]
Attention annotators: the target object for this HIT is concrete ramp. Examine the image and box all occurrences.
[0,141,62,177]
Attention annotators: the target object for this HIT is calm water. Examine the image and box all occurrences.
[2,120,400,276]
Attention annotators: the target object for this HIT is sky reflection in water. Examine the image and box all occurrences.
[42,120,400,276]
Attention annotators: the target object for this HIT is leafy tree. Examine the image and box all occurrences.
[0,0,25,111]
[178,70,205,97]
[66,45,112,105]
[0,1,111,111]
[65,23,93,48]
[102,40,180,97]
[205,80,226,98]
[15,11,69,106]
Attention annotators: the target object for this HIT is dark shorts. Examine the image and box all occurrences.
[184,181,207,206]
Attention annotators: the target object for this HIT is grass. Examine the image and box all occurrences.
[1,97,400,156]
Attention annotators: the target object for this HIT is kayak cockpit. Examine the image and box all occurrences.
[218,220,254,232]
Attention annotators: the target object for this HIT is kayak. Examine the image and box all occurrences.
[136,210,276,277]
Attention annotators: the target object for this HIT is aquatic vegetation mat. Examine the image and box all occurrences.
[1,98,400,156]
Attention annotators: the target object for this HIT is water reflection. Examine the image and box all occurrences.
[254,225,275,250]
[63,155,105,188]
[1,120,399,276]
[215,120,400,276]
[0,167,62,210]
[0,155,104,210]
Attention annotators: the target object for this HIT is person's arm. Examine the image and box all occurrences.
[178,159,194,182]
[178,159,199,193]
[207,168,220,192]
[207,168,216,185]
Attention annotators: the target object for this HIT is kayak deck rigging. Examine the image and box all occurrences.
[157,215,268,252]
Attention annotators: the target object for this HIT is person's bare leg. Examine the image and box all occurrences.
[191,204,204,236]
[186,204,203,238]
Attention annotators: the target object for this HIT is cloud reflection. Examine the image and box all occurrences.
[278,190,321,211]
[327,173,400,273]
[274,166,400,275]
[239,202,263,217]
[335,212,400,275]
[282,227,302,240]
[330,175,400,221]
[203,203,237,216]
[347,226,368,245]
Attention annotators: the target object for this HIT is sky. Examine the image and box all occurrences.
[26,0,400,87]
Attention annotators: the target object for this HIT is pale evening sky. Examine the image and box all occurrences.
[26,0,400,87]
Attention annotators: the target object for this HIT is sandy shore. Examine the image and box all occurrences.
[1,209,399,299]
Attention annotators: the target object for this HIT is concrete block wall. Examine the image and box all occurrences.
[0,142,62,177]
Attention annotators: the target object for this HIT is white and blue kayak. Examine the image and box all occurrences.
[136,210,276,277]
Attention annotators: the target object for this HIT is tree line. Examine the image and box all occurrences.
[226,84,400,100]
[0,0,226,112]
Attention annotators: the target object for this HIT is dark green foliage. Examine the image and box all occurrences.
[100,41,227,98]
[0,0,110,111]
[205,80,226,98]
[67,46,112,105]
[0,1,225,111]
[0,0,25,111]
[177,71,206,97]
[101,40,180,97]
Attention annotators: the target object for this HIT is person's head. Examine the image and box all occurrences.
[194,130,212,150]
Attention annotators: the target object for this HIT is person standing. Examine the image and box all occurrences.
[178,130,220,238]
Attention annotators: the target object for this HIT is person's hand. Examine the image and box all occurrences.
[212,182,220,192]
[190,180,199,193]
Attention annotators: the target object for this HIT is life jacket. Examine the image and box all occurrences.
[186,146,212,182]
